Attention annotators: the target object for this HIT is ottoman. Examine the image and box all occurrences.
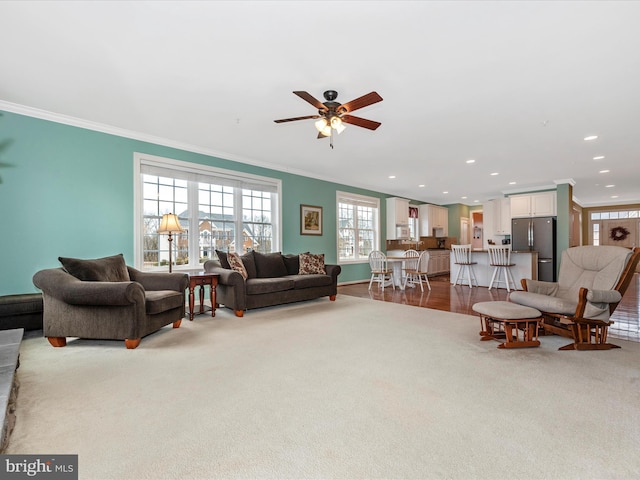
[472,301,542,349]
[0,294,44,331]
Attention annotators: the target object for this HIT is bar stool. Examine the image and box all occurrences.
[451,244,478,287]
[488,245,518,292]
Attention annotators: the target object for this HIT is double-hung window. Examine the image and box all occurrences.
[134,153,281,271]
[337,191,380,263]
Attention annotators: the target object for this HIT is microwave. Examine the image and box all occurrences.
[396,225,410,239]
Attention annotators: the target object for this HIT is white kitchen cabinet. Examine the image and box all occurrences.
[386,197,409,239]
[419,204,449,236]
[510,192,556,218]
[493,198,511,234]
[427,250,450,275]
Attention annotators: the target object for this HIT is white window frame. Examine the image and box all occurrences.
[133,152,282,271]
[336,191,381,264]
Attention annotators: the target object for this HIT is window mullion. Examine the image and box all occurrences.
[188,179,200,269]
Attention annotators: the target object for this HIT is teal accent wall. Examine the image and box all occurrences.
[0,110,384,294]
[555,183,571,274]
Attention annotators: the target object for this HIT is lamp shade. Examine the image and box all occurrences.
[157,213,184,234]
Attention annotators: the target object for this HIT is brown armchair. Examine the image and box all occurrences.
[509,246,640,350]
[33,254,188,349]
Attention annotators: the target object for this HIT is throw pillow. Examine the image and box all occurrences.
[282,254,301,275]
[253,251,288,278]
[299,253,326,275]
[240,251,257,279]
[227,252,248,280]
[215,250,231,269]
[59,253,130,282]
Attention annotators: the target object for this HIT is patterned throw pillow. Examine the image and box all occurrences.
[298,253,326,275]
[227,252,248,280]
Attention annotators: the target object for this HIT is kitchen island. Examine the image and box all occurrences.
[450,250,538,289]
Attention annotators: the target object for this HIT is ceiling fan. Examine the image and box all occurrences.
[274,90,383,147]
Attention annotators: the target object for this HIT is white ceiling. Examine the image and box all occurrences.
[1,1,639,207]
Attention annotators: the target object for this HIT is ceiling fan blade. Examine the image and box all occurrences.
[341,114,381,130]
[293,91,328,111]
[339,92,383,113]
[274,115,320,124]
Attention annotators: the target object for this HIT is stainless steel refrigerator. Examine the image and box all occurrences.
[511,217,557,282]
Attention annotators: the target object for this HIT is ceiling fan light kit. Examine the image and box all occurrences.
[275,89,383,148]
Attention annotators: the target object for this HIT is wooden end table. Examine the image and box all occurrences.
[187,273,219,321]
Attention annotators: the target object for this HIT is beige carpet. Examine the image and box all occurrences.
[8,295,640,479]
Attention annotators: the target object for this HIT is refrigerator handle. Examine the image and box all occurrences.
[528,219,533,248]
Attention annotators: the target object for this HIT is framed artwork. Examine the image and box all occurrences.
[300,204,323,235]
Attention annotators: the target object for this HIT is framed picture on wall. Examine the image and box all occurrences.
[300,204,322,235]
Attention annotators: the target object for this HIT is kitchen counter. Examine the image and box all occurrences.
[450,250,538,288]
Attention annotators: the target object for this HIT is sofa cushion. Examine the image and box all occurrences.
[290,274,333,289]
[145,290,185,315]
[215,250,231,269]
[299,253,326,275]
[245,277,294,295]
[228,252,248,280]
[240,251,257,279]
[59,254,130,282]
[282,254,300,275]
[254,252,288,278]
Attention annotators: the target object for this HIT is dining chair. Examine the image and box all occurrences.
[368,251,395,291]
[401,249,420,287]
[451,244,478,288]
[487,245,517,292]
[403,250,431,292]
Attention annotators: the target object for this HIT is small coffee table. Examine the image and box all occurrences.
[472,301,542,349]
[187,273,219,321]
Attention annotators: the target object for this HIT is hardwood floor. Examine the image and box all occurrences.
[338,272,640,342]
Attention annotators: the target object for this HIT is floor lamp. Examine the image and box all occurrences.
[157,213,184,273]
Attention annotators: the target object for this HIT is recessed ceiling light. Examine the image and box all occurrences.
[605,184,615,188]
[388,175,396,179]
[466,159,476,164]
[611,195,619,199]
[599,169,610,174]
[418,184,425,188]
[490,172,499,176]
[593,156,605,160]
[442,191,448,194]
[461,196,468,199]
[509,181,517,185]
[584,135,598,141]
[473,200,479,203]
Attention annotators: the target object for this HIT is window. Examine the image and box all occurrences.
[134,153,281,271]
[337,191,380,263]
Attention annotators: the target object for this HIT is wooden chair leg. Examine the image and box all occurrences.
[173,319,182,328]
[124,338,141,349]
[235,310,244,317]
[47,337,67,347]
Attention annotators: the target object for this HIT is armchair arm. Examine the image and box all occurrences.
[33,268,144,306]
[127,267,188,292]
[522,279,559,296]
[586,289,622,304]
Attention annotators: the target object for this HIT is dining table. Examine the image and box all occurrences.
[386,256,417,290]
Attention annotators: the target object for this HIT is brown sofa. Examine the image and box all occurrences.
[203,251,341,317]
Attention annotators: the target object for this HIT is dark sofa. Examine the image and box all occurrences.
[203,252,341,317]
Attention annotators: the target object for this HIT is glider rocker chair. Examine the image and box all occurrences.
[33,254,189,349]
[509,246,640,351]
